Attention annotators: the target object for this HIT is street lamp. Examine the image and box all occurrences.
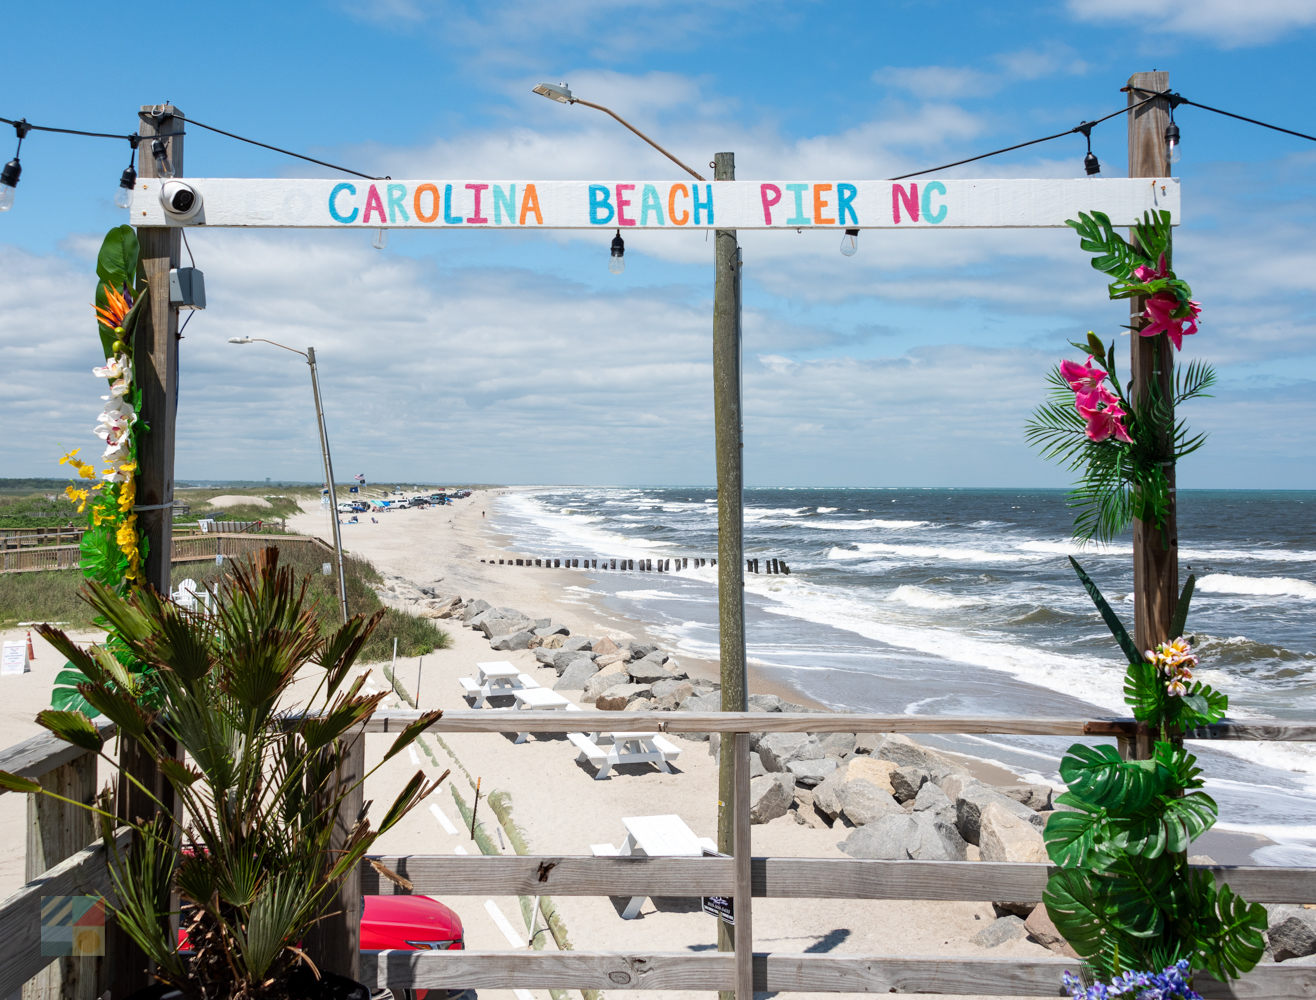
[531,84,749,971]
[227,336,349,624]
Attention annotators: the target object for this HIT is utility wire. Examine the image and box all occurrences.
[0,115,135,141]
[889,91,1165,180]
[1127,86,1316,144]
[183,117,382,180]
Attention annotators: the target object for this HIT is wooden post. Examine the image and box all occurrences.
[712,151,747,997]
[134,104,183,595]
[305,733,364,981]
[1126,73,1178,669]
[23,754,98,1000]
[732,732,753,1000]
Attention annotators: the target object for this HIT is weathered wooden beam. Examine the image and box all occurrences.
[0,828,130,1000]
[360,855,1316,904]
[0,725,118,797]
[357,710,1316,740]
[360,950,1313,997]
[24,753,99,1000]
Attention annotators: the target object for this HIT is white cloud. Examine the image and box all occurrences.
[1067,0,1316,47]
[871,66,999,99]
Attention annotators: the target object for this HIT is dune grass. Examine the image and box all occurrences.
[0,544,449,663]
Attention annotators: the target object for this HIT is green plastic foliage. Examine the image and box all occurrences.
[1044,739,1262,981]
[1069,558,1142,665]
[96,225,140,288]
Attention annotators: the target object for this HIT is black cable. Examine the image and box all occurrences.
[889,92,1164,181]
[1127,86,1316,144]
[0,115,135,141]
[183,117,381,180]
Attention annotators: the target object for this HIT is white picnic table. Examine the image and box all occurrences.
[458,661,534,708]
[510,687,580,743]
[567,729,682,780]
[590,814,717,919]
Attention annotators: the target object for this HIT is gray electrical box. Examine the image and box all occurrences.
[169,267,206,310]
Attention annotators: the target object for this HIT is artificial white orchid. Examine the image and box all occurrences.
[92,354,132,382]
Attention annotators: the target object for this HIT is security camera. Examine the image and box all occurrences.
[159,180,203,222]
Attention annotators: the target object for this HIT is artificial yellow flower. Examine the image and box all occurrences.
[58,448,97,480]
[64,486,91,513]
[117,513,141,582]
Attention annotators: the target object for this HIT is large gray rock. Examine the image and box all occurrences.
[912,782,956,822]
[787,757,839,788]
[628,642,659,658]
[1025,905,1079,958]
[553,657,599,691]
[876,733,953,771]
[759,733,823,772]
[818,732,857,759]
[909,811,969,861]
[956,784,1045,846]
[749,751,766,778]
[581,670,632,703]
[466,608,503,629]
[890,766,929,802]
[461,598,492,621]
[972,915,1027,949]
[680,692,722,713]
[1269,906,1316,961]
[650,677,688,700]
[978,802,1048,863]
[838,779,902,826]
[853,733,884,755]
[747,693,785,712]
[534,648,557,666]
[535,623,569,637]
[999,784,1054,812]
[749,774,795,824]
[489,630,533,651]
[562,635,596,652]
[552,648,591,674]
[838,815,919,860]
[629,652,685,683]
[812,764,848,819]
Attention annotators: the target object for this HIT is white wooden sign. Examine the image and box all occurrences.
[134,177,1179,230]
[1,641,29,675]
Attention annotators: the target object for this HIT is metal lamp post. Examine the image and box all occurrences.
[531,83,748,985]
[228,336,349,624]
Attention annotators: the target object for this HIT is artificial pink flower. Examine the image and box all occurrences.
[1141,293,1201,350]
[1078,400,1134,444]
[1133,253,1168,283]
[1059,356,1110,409]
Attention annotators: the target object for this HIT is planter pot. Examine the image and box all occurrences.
[119,969,370,1000]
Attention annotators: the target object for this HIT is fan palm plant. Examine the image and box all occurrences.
[0,549,444,1000]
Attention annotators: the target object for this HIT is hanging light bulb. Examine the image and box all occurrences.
[839,229,859,256]
[0,120,30,213]
[114,138,139,210]
[1165,121,1181,166]
[151,137,174,178]
[609,229,625,274]
[372,228,388,250]
[0,157,19,212]
[1079,123,1100,176]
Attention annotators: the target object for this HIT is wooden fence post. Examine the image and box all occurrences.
[733,732,753,1000]
[1126,71,1178,669]
[23,753,98,1000]
[306,732,364,981]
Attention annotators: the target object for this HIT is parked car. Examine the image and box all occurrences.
[181,894,463,1000]
[362,894,465,1000]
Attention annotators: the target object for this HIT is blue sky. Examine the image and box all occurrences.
[3,0,1316,487]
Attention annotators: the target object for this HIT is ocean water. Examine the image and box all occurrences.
[492,487,1316,863]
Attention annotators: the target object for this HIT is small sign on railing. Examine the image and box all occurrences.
[701,846,734,925]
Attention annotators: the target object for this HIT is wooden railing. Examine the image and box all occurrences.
[0,528,87,550]
[1,533,331,573]
[1,712,1314,1000]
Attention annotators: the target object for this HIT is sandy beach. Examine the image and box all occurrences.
[0,488,1266,1000]
[282,490,1060,1000]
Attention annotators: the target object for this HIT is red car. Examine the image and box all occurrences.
[180,895,463,1000]
[362,895,465,1000]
